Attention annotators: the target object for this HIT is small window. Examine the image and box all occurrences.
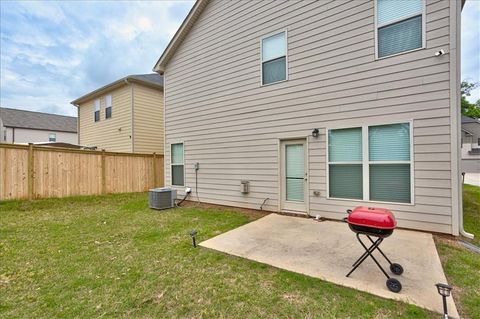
[105,94,112,119]
[376,0,423,58]
[3,129,6,141]
[49,133,56,142]
[171,143,184,186]
[94,98,100,122]
[261,31,287,85]
[478,138,480,146]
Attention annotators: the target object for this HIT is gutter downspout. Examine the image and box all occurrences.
[454,0,474,239]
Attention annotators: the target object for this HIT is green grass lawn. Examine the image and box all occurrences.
[1,193,435,319]
[436,184,480,319]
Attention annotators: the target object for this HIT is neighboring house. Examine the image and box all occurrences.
[461,115,480,173]
[71,74,164,154]
[0,107,77,144]
[154,0,468,235]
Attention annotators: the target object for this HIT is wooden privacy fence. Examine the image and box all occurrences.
[0,144,164,200]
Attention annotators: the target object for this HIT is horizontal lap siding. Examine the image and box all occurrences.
[164,0,454,233]
[133,84,164,154]
[78,85,132,152]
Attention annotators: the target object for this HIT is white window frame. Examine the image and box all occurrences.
[105,94,112,119]
[48,133,56,142]
[260,29,288,86]
[374,0,426,60]
[326,121,414,205]
[170,142,185,187]
[94,98,100,122]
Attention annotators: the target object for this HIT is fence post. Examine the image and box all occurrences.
[101,149,106,195]
[27,143,34,200]
[153,152,157,187]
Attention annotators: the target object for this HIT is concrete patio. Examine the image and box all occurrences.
[200,214,458,317]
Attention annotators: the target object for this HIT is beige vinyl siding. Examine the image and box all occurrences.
[164,0,457,234]
[78,85,132,152]
[133,84,164,154]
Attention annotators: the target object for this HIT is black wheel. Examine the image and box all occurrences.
[386,278,402,293]
[390,263,404,275]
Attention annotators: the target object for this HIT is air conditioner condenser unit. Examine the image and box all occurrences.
[148,187,177,210]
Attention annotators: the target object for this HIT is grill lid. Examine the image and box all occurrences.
[347,206,396,230]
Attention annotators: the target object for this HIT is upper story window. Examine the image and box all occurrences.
[49,133,56,142]
[376,0,424,58]
[261,31,287,85]
[105,94,112,119]
[94,98,100,122]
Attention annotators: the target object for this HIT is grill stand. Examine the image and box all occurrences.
[346,233,403,293]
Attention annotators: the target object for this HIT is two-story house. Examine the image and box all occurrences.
[71,74,164,153]
[154,0,469,236]
[0,107,77,144]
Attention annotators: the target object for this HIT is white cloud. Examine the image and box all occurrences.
[0,1,194,115]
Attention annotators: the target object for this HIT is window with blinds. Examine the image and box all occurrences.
[94,98,100,122]
[328,123,412,203]
[105,94,112,119]
[285,144,304,201]
[261,31,287,85]
[376,0,424,58]
[171,143,184,186]
[328,128,363,199]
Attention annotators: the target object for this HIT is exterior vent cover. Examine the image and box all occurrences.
[148,187,177,210]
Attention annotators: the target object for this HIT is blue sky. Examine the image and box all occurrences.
[0,0,479,116]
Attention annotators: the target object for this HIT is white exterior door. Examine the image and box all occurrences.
[280,139,308,212]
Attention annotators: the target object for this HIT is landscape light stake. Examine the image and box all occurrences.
[435,283,452,319]
[190,230,197,248]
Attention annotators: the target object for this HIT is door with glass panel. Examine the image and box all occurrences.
[280,139,307,212]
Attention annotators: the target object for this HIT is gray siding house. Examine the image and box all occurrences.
[154,0,469,236]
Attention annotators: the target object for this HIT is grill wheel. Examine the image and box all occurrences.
[386,278,402,293]
[390,263,404,275]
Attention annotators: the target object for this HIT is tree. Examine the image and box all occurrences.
[461,81,480,119]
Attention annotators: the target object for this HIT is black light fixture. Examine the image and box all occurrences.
[435,283,452,319]
[312,128,319,138]
[189,230,198,248]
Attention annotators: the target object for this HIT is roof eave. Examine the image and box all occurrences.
[71,76,163,106]
[153,0,208,74]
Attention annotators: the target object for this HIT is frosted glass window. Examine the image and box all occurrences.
[369,123,410,161]
[262,31,287,85]
[286,144,304,202]
[376,0,423,58]
[171,143,184,186]
[328,128,362,162]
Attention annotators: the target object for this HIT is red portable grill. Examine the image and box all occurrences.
[345,206,404,293]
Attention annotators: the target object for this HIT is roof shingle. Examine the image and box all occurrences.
[0,107,77,133]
